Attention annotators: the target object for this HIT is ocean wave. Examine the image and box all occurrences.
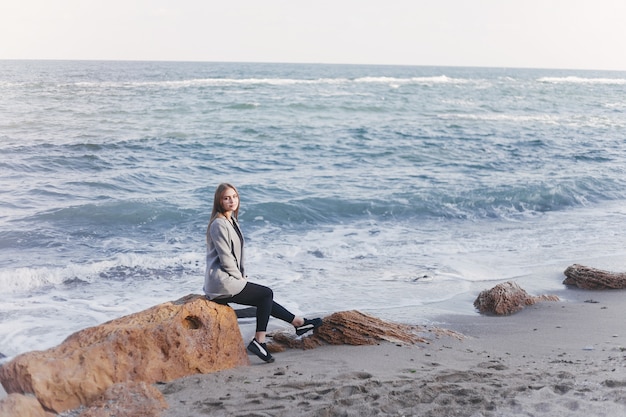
[227,102,261,110]
[438,112,624,128]
[0,252,203,294]
[436,187,589,220]
[6,75,482,91]
[537,76,626,85]
[60,78,343,89]
[28,200,200,236]
[353,75,472,85]
[245,178,617,225]
[0,266,69,293]
[438,113,561,124]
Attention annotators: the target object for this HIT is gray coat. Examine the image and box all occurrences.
[203,217,247,299]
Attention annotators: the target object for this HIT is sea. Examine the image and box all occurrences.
[2,60,626,362]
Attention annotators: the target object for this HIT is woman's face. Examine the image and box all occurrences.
[220,188,239,213]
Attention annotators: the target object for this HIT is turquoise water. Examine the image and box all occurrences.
[2,60,626,360]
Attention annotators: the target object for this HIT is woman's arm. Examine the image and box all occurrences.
[209,219,244,279]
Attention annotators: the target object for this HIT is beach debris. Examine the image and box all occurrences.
[0,294,248,414]
[563,264,626,289]
[269,310,462,351]
[412,274,433,282]
[473,281,559,315]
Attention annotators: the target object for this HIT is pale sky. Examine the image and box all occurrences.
[1,0,625,71]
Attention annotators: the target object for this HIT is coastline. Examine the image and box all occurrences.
[158,289,626,417]
[2,287,625,416]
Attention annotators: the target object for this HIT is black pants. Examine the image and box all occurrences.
[214,282,295,333]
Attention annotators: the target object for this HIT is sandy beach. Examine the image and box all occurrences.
[2,286,625,416]
[158,288,626,417]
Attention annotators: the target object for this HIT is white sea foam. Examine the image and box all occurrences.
[0,252,204,294]
[66,75,480,90]
[354,75,472,85]
[0,266,70,293]
[438,112,624,128]
[72,78,349,89]
[438,113,561,124]
[538,76,626,85]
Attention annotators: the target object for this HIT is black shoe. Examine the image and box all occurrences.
[247,338,275,363]
[295,317,323,336]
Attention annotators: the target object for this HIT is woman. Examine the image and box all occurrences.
[204,183,322,363]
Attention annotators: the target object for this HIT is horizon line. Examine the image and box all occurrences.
[1,58,624,73]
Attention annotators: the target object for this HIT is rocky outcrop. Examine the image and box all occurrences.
[474,281,559,315]
[269,310,455,350]
[0,393,55,417]
[563,264,626,289]
[0,295,248,414]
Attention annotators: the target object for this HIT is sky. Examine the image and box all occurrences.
[1,0,626,71]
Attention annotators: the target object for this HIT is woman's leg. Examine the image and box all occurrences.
[228,282,299,341]
[222,282,323,363]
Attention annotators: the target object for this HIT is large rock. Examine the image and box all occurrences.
[79,381,168,417]
[563,264,626,289]
[474,281,559,315]
[0,295,248,413]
